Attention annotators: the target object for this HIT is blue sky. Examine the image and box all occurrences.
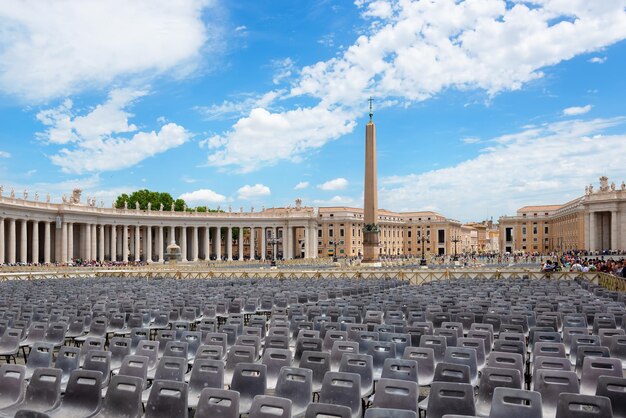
[1,0,625,221]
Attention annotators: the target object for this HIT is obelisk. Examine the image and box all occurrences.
[363,97,380,263]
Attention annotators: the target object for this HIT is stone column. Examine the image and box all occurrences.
[203,227,210,260]
[303,227,309,259]
[216,227,222,260]
[227,226,233,261]
[43,221,50,264]
[32,221,39,264]
[249,226,255,260]
[85,224,92,260]
[61,221,68,264]
[19,219,27,264]
[181,226,187,262]
[261,227,266,261]
[192,226,198,261]
[313,226,318,258]
[146,226,152,263]
[90,224,96,260]
[98,225,105,262]
[122,226,129,262]
[238,227,244,260]
[589,212,596,252]
[0,218,4,265]
[170,226,175,244]
[283,225,291,260]
[134,225,141,262]
[111,226,117,262]
[272,227,277,260]
[158,226,164,262]
[611,211,618,251]
[8,219,16,264]
[67,223,73,262]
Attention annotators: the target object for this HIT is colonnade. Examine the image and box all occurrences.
[0,217,318,264]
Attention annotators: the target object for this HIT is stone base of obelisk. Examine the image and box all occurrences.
[362,231,381,267]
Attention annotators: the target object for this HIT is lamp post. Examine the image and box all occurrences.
[419,227,429,266]
[451,234,461,261]
[330,238,339,262]
[267,232,281,267]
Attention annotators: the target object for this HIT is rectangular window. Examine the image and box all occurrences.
[438,230,445,244]
[544,226,549,234]
[318,229,322,238]
[340,229,345,237]
[408,231,412,238]
[522,226,526,235]
[533,226,538,234]
[329,229,333,237]
[505,228,513,241]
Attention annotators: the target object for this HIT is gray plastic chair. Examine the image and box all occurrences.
[488,387,542,418]
[443,347,478,386]
[194,344,224,362]
[117,355,148,388]
[230,363,267,415]
[381,358,418,383]
[323,330,348,352]
[262,348,293,391]
[78,337,105,367]
[555,393,613,418]
[83,350,111,388]
[475,366,523,416]
[579,356,622,396]
[0,328,21,363]
[299,351,330,393]
[42,322,66,349]
[569,335,600,365]
[339,353,374,397]
[531,369,579,418]
[319,371,362,418]
[24,342,54,380]
[403,346,435,386]
[372,378,419,415]
[274,367,312,417]
[195,388,239,418]
[467,330,493,356]
[305,402,352,418]
[54,346,79,392]
[224,344,256,385]
[0,364,26,409]
[458,337,486,370]
[144,380,188,418]
[142,356,187,403]
[420,335,447,364]
[426,381,476,418]
[595,376,626,418]
[163,340,188,359]
[330,341,359,372]
[136,340,159,380]
[368,341,396,380]
[108,337,131,371]
[487,352,525,382]
[0,367,61,417]
[365,408,418,418]
[46,369,103,418]
[188,359,224,409]
[249,395,292,418]
[574,345,610,378]
[607,335,626,369]
[532,355,572,378]
[92,375,143,418]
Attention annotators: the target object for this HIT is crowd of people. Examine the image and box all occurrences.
[541,254,626,278]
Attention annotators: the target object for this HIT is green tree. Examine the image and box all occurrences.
[114,189,186,211]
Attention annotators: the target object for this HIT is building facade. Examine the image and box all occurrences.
[499,176,626,253]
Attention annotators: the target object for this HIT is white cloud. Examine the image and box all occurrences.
[179,188,226,204]
[379,117,626,221]
[0,151,10,158]
[563,105,592,116]
[272,58,296,85]
[196,90,283,121]
[237,184,271,200]
[207,0,626,172]
[313,195,360,206]
[318,178,349,191]
[208,106,356,172]
[294,181,310,190]
[0,0,217,102]
[589,56,607,64]
[36,89,191,173]
[181,176,198,184]
[461,137,481,144]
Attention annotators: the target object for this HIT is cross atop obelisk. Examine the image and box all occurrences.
[363,97,380,263]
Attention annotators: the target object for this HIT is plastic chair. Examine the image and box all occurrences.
[54,346,80,392]
[381,358,418,383]
[82,350,111,388]
[574,345,610,378]
[188,359,224,409]
[372,378,419,415]
[180,331,201,361]
[144,380,188,418]
[274,367,312,417]
[488,387,543,418]
[426,381,476,418]
[0,329,21,364]
[78,337,105,367]
[299,351,330,393]
[595,376,626,418]
[262,348,293,391]
[0,364,26,409]
[230,363,267,415]
[117,355,149,388]
[135,340,159,380]
[579,357,622,396]
[443,347,478,386]
[402,347,435,386]
[194,344,224,362]
[42,322,66,349]
[24,342,54,380]
[249,395,292,418]
[368,341,396,380]
[224,345,256,385]
[339,352,374,397]
[142,356,187,403]
[531,369,579,418]
[457,337,486,370]
[330,341,359,372]
[319,371,362,418]
[195,388,239,418]
[607,335,626,369]
[555,393,613,418]
[108,337,131,371]
[420,335,447,364]
[305,402,352,418]
[163,341,188,360]
[0,367,61,417]
[92,375,143,418]
[487,352,525,382]
[46,369,103,418]
[475,366,523,416]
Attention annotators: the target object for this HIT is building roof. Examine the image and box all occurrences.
[517,205,563,213]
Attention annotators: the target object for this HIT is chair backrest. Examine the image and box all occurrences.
[109,337,131,367]
[23,367,62,411]
[195,388,239,418]
[305,402,352,418]
[195,344,224,361]
[99,375,143,417]
[555,393,613,418]
[486,352,524,380]
[420,335,447,363]
[331,341,359,371]
[595,376,626,418]
[433,362,471,384]
[118,355,149,382]
[381,358,418,383]
[443,347,477,383]
[339,352,373,393]
[248,395,292,418]
[189,358,224,391]
[575,345,610,377]
[230,363,267,404]
[426,381,476,418]
[225,345,256,371]
[134,340,159,369]
[475,366,523,416]
[0,364,26,408]
[274,367,312,412]
[82,350,111,385]
[163,341,188,359]
[144,379,188,418]
[489,387,542,418]
[532,355,572,376]
[372,378,419,413]
[319,371,362,417]
[154,356,187,382]
[26,342,54,369]
[59,369,103,416]
[580,356,622,396]
[365,408,418,418]
[532,369,579,417]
